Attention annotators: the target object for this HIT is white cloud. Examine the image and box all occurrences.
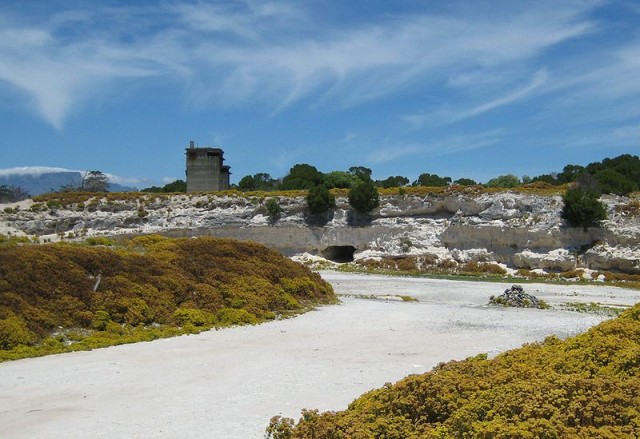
[614,123,640,139]
[161,177,179,184]
[103,173,145,186]
[0,166,143,186]
[0,1,609,129]
[366,144,423,166]
[366,130,503,165]
[407,69,548,126]
[456,70,548,120]
[0,166,79,177]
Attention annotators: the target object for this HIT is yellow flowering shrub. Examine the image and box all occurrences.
[0,236,335,360]
[271,305,640,438]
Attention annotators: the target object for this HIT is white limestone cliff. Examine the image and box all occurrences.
[1,191,638,274]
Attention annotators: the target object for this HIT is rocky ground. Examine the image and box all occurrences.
[1,190,639,273]
[1,272,639,439]
[489,284,547,308]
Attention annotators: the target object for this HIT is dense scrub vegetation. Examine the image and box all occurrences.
[33,156,637,212]
[227,153,638,194]
[141,179,187,193]
[267,304,640,438]
[348,173,380,214]
[306,184,336,214]
[0,236,335,361]
[562,187,608,229]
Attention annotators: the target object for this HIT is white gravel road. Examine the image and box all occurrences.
[1,272,639,439]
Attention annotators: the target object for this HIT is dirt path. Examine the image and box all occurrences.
[1,273,638,438]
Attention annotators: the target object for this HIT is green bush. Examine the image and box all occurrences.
[594,168,636,196]
[485,174,521,188]
[120,297,154,326]
[412,173,452,187]
[91,310,111,330]
[348,180,380,213]
[266,198,283,221]
[561,187,607,229]
[216,308,258,326]
[0,236,335,360]
[282,164,325,190]
[281,293,301,310]
[0,316,36,349]
[277,304,640,437]
[173,308,216,327]
[85,236,116,246]
[306,185,335,214]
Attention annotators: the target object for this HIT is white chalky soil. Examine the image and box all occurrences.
[1,272,639,439]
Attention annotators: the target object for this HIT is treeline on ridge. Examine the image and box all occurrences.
[140,154,640,197]
[267,304,640,438]
[0,236,335,360]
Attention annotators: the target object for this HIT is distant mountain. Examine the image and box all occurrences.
[0,171,137,196]
[108,182,138,193]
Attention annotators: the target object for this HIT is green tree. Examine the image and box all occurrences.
[324,171,360,189]
[281,164,324,190]
[0,185,30,203]
[412,173,452,187]
[557,164,585,184]
[531,174,559,185]
[375,176,410,188]
[238,173,277,191]
[561,187,607,229]
[348,180,380,213]
[143,179,187,193]
[348,166,373,181]
[485,174,521,188]
[306,185,335,214]
[161,179,187,192]
[594,168,636,196]
[597,154,639,188]
[82,170,109,192]
[453,178,477,186]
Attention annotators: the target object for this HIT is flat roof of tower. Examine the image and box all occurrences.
[185,147,224,153]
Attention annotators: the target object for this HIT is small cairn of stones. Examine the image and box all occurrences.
[489,285,548,309]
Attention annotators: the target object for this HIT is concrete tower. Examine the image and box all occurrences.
[185,140,231,192]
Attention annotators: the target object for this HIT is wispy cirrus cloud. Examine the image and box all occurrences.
[0,12,159,129]
[366,130,503,165]
[406,69,549,127]
[0,0,607,130]
[366,144,424,166]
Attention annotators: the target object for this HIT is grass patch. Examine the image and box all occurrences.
[338,293,418,302]
[561,301,625,316]
[329,259,640,291]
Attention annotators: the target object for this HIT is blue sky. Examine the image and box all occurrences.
[0,0,638,188]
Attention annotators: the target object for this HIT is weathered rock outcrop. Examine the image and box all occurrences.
[1,191,639,273]
[489,285,547,308]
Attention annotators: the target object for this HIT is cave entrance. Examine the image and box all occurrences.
[322,245,356,263]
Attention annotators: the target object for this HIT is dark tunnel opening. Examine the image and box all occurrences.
[321,245,356,263]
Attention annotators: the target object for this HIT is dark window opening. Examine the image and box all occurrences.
[322,245,356,263]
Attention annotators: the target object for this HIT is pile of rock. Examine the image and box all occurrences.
[489,285,547,309]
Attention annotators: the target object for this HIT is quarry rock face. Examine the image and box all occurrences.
[1,191,639,274]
